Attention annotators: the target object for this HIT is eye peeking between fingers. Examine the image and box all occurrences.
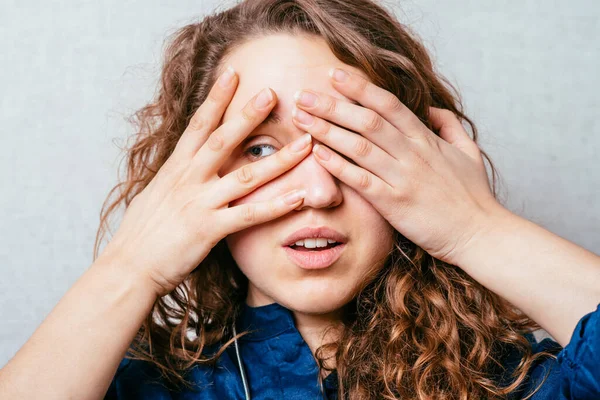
[244,143,278,161]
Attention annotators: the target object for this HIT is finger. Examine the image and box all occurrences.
[189,87,277,182]
[291,105,397,184]
[292,89,408,159]
[212,133,313,207]
[218,189,306,234]
[327,67,428,141]
[172,65,239,161]
[428,107,482,161]
[310,142,394,209]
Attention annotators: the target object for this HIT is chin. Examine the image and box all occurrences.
[275,286,355,315]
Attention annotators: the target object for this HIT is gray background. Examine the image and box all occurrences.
[1,0,598,367]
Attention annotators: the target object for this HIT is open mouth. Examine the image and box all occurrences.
[288,242,341,252]
[283,242,346,269]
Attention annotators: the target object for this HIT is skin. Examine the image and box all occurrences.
[219,33,600,355]
[1,30,599,400]
[217,34,395,357]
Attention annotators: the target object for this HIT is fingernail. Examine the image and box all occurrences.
[292,106,314,126]
[254,88,273,109]
[313,144,331,160]
[218,65,235,88]
[293,90,318,107]
[329,67,348,82]
[284,189,306,205]
[289,133,312,152]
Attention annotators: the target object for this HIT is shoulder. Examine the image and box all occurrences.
[556,302,600,399]
[508,303,600,400]
[104,357,175,399]
[104,343,238,400]
[492,332,562,399]
[521,333,564,400]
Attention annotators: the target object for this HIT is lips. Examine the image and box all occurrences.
[283,243,346,270]
[281,226,348,247]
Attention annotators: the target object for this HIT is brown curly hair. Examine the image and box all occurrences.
[94,0,561,398]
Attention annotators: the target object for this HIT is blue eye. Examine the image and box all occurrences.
[244,143,277,160]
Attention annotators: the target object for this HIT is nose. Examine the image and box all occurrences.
[290,144,343,210]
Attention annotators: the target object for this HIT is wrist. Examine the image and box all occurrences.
[452,202,521,269]
[93,243,161,302]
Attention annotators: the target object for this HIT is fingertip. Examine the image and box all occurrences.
[427,107,449,128]
[267,87,278,103]
[253,87,276,110]
[283,189,307,206]
[217,65,237,88]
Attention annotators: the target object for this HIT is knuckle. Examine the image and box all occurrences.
[356,76,369,94]
[188,111,209,132]
[207,131,224,151]
[267,200,278,216]
[336,159,347,177]
[395,180,412,202]
[387,181,407,204]
[242,204,256,223]
[440,109,455,119]
[362,110,384,134]
[241,105,258,123]
[318,121,333,137]
[236,165,254,185]
[358,171,372,189]
[353,136,372,157]
[207,87,221,103]
[383,93,404,113]
[323,97,337,117]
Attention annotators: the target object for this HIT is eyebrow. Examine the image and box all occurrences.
[260,111,283,126]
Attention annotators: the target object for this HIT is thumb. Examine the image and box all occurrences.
[428,107,482,161]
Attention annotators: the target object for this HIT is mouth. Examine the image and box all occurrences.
[287,242,342,251]
[283,243,346,270]
[281,226,348,269]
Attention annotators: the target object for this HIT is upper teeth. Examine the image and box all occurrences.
[293,238,338,248]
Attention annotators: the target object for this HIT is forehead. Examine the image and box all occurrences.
[220,33,368,126]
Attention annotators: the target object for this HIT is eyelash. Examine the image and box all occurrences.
[244,143,278,161]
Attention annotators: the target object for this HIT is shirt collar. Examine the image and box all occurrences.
[236,302,296,341]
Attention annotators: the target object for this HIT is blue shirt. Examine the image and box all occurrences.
[105,302,600,399]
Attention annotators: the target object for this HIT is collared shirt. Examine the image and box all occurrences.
[105,302,600,399]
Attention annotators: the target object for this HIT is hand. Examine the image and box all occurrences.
[101,67,313,297]
[290,67,505,266]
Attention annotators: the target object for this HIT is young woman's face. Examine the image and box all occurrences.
[219,33,395,314]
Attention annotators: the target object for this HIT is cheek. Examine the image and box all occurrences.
[225,182,283,265]
[348,189,395,246]
[225,221,266,267]
[348,187,385,221]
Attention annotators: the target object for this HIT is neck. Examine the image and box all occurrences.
[244,289,345,378]
[292,306,345,378]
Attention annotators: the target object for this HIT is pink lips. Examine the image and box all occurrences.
[281,226,348,270]
[281,226,347,247]
[283,243,346,270]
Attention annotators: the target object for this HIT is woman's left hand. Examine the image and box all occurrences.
[291,67,506,266]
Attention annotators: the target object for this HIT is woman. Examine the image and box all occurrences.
[1,0,598,399]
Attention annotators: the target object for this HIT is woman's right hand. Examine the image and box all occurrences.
[100,66,312,298]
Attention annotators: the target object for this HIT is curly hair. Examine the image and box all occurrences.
[94,0,561,398]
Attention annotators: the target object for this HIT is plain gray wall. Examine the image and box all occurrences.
[1,0,598,367]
